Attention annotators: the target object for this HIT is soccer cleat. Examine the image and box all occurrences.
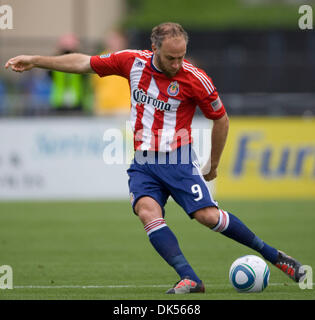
[274,250,306,282]
[166,276,205,294]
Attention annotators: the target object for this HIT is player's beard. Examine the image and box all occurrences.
[155,53,178,78]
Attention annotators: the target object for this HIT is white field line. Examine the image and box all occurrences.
[13,283,305,289]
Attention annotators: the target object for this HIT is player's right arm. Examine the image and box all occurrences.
[5,53,93,74]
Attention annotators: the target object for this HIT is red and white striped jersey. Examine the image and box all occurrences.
[90,49,226,151]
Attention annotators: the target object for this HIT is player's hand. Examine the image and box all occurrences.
[5,55,35,72]
[202,166,217,181]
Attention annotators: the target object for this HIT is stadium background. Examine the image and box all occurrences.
[0,0,314,300]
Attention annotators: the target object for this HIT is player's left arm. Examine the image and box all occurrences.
[190,68,229,181]
[202,113,229,181]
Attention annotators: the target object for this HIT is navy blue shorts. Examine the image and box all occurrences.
[127,144,218,219]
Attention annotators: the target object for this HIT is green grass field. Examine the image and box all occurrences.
[0,199,314,300]
[124,0,300,29]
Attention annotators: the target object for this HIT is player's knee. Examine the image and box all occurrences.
[193,206,220,228]
[134,196,163,225]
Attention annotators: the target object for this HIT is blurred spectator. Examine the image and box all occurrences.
[18,69,52,115]
[50,34,92,114]
[0,77,8,116]
[91,29,130,116]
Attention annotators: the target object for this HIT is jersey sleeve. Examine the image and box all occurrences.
[90,51,134,79]
[192,69,226,120]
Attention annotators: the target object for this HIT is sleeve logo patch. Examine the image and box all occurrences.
[100,53,111,58]
[211,97,223,111]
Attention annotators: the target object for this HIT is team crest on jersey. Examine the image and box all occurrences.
[167,81,179,97]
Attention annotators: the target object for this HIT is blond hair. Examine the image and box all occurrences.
[150,22,189,49]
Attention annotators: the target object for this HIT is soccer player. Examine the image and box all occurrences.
[5,22,306,294]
